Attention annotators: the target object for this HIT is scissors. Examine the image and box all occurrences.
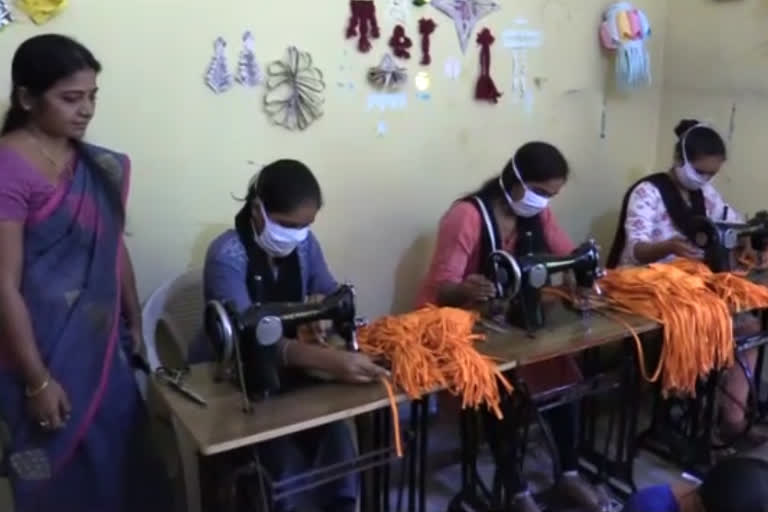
[155,366,207,407]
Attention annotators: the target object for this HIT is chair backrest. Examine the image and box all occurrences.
[137,269,205,397]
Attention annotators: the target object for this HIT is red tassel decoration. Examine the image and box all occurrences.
[474,28,502,104]
[418,18,436,66]
[388,25,412,59]
[346,0,380,53]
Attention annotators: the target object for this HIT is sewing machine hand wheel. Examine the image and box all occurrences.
[487,250,522,298]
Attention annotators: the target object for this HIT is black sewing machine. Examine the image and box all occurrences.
[204,283,360,410]
[486,235,603,334]
[691,210,768,272]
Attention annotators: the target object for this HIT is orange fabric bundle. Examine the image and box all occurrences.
[666,258,768,312]
[598,263,734,395]
[358,306,513,418]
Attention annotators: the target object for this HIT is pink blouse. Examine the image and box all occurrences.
[417,201,575,306]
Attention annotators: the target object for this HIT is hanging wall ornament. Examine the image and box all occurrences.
[418,18,437,65]
[0,0,12,29]
[430,0,499,54]
[475,28,501,104]
[367,54,407,91]
[388,0,409,24]
[599,2,652,90]
[346,0,380,53]
[17,0,67,25]
[264,46,325,131]
[388,25,412,59]
[205,37,234,94]
[235,31,263,87]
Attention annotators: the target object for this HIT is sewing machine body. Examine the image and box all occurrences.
[691,211,768,272]
[487,238,603,334]
[204,284,360,410]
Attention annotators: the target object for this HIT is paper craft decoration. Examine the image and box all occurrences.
[444,57,461,79]
[367,92,407,111]
[0,0,12,29]
[367,54,407,91]
[474,28,501,104]
[346,0,380,53]
[600,2,652,90]
[235,31,262,87]
[389,25,412,59]
[388,0,409,23]
[17,0,67,24]
[418,18,437,65]
[205,37,234,94]
[431,0,499,54]
[264,47,325,131]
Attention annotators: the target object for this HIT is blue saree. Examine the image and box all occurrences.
[0,145,171,511]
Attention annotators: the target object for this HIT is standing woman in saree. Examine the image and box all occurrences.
[0,35,171,510]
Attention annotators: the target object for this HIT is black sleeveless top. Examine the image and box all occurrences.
[606,172,705,269]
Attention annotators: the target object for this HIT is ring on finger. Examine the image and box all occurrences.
[38,419,50,429]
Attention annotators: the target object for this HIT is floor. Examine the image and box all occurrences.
[2,417,766,511]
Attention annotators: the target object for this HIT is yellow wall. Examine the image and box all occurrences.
[0,0,667,317]
[657,0,768,214]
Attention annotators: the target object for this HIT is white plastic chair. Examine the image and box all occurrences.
[139,268,205,512]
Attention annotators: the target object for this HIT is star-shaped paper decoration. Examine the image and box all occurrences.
[431,0,500,54]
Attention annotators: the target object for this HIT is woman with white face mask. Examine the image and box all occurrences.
[607,119,742,268]
[417,142,609,512]
[606,119,766,447]
[196,159,386,512]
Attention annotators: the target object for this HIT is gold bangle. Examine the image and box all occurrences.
[25,374,50,398]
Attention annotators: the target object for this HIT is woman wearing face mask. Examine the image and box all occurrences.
[199,159,387,512]
[417,142,608,512]
[606,119,764,445]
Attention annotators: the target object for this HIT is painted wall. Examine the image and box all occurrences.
[0,0,666,317]
[657,0,768,215]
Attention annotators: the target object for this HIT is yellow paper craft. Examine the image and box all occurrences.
[17,0,68,25]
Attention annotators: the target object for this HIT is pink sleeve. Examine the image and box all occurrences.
[0,159,31,221]
[541,208,575,256]
[417,203,481,306]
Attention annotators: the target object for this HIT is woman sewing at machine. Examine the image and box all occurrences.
[417,142,608,512]
[200,159,387,512]
[606,119,765,446]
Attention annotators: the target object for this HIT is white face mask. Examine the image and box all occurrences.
[675,161,710,191]
[674,123,713,191]
[499,162,550,218]
[253,202,309,257]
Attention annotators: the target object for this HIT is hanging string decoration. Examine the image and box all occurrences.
[475,28,501,104]
[367,54,408,91]
[0,0,12,29]
[17,0,67,24]
[418,18,437,65]
[235,31,262,88]
[430,0,500,54]
[388,25,413,59]
[346,0,381,53]
[205,37,234,94]
[263,47,326,131]
[600,2,652,90]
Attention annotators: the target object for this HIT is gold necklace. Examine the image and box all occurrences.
[25,131,69,170]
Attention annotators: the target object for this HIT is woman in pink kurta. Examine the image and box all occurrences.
[417,142,607,512]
